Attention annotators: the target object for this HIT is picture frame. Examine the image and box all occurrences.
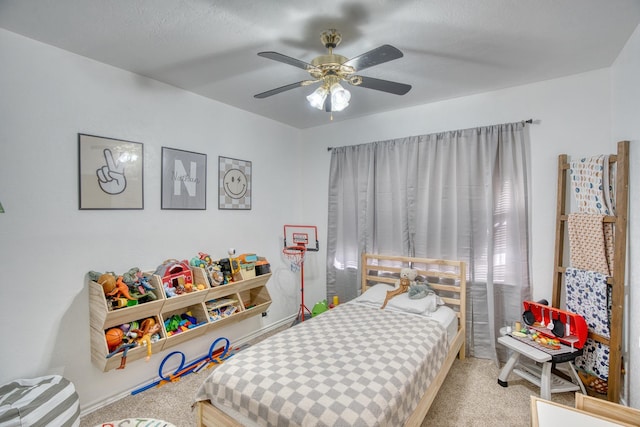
[161,147,207,210]
[78,133,144,210]
[218,156,252,210]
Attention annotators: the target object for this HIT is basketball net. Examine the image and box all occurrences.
[282,245,311,322]
[283,246,306,273]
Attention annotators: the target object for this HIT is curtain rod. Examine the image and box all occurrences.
[326,118,536,151]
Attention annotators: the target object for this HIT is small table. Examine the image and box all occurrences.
[497,334,586,400]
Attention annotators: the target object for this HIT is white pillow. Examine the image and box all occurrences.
[387,292,438,314]
[353,283,394,304]
[354,283,440,315]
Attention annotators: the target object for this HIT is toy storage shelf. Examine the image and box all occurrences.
[89,270,272,372]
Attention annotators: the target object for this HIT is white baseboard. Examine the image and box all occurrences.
[234,315,295,346]
[80,314,295,417]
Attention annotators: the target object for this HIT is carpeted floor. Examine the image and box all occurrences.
[80,328,576,427]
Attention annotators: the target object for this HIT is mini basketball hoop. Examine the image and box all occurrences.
[283,245,306,273]
[283,225,318,323]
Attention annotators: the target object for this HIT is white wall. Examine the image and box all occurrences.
[611,23,640,408]
[0,28,304,409]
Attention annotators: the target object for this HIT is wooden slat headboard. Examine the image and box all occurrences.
[360,253,467,325]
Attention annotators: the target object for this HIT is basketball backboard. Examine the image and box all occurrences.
[283,224,319,252]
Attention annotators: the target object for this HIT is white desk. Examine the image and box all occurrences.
[531,397,634,427]
[498,335,585,400]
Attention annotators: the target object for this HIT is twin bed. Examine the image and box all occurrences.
[194,253,466,426]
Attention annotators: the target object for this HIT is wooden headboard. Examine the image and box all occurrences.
[360,253,467,348]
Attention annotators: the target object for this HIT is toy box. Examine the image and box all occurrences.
[161,303,209,349]
[239,263,256,280]
[91,315,165,371]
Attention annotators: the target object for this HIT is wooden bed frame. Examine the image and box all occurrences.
[195,253,466,427]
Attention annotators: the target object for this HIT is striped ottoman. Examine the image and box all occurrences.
[0,375,80,426]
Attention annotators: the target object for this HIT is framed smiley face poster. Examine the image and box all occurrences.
[218,156,251,210]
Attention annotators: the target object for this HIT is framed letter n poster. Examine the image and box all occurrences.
[161,147,207,209]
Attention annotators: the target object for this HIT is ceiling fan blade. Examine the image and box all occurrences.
[254,81,308,99]
[258,51,317,71]
[352,76,412,95]
[343,45,404,72]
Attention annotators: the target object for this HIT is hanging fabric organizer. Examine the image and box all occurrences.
[551,141,629,403]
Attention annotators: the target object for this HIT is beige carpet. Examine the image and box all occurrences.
[80,332,576,427]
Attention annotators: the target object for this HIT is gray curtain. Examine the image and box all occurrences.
[326,122,531,362]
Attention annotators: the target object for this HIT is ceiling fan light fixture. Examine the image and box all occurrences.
[306,86,328,110]
[330,82,350,112]
[256,29,411,118]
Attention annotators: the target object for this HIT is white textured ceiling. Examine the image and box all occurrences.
[1,0,639,129]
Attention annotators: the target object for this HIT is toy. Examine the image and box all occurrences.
[136,275,156,295]
[207,266,224,286]
[105,327,124,352]
[121,267,141,285]
[97,273,116,295]
[131,337,236,395]
[190,257,206,269]
[154,259,194,297]
[131,318,161,361]
[106,276,139,301]
[163,284,177,297]
[521,300,588,349]
[106,342,138,369]
[381,267,417,309]
[408,283,433,299]
[312,300,328,317]
[198,252,213,265]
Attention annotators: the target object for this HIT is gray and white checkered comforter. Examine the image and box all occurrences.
[195,302,448,427]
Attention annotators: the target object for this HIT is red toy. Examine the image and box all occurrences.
[154,259,193,296]
[521,300,588,349]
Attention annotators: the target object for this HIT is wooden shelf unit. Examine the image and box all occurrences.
[90,268,272,372]
[551,141,629,403]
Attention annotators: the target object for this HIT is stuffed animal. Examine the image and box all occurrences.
[381,267,418,309]
[408,283,434,299]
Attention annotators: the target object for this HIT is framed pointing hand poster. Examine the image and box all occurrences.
[78,133,144,210]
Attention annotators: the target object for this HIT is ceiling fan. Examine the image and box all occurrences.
[254,29,412,114]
